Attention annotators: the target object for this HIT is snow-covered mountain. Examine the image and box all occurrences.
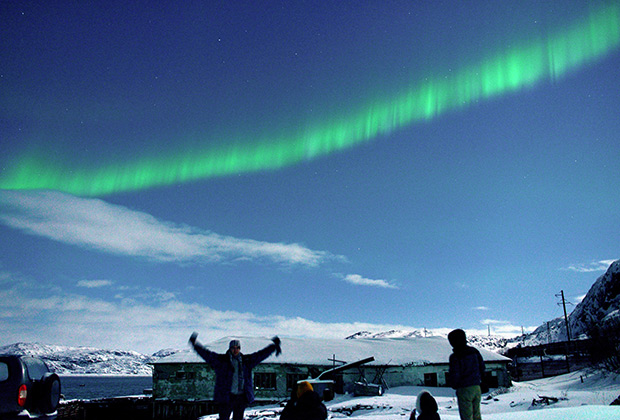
[346,329,426,339]
[346,329,512,354]
[518,259,620,347]
[0,342,181,375]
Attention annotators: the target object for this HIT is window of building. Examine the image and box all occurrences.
[156,370,170,380]
[286,373,309,391]
[424,372,438,387]
[484,371,499,388]
[175,371,195,380]
[254,372,277,390]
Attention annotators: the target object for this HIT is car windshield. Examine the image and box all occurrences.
[21,357,48,381]
[0,363,8,382]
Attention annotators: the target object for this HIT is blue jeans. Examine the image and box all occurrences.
[219,393,248,420]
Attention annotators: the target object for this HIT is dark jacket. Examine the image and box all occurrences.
[411,390,440,420]
[192,342,277,404]
[280,390,327,420]
[448,345,485,389]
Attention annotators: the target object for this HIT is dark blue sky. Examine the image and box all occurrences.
[1,1,618,352]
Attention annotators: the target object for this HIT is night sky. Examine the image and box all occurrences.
[1,1,619,353]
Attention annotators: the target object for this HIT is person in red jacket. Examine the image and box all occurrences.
[448,329,485,420]
[190,332,281,420]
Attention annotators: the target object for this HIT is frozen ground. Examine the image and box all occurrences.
[215,369,620,420]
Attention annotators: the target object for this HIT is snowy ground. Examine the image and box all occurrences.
[214,369,620,420]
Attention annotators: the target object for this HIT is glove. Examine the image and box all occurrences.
[272,336,281,356]
[189,332,198,345]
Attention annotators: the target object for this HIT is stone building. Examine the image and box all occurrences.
[152,335,511,404]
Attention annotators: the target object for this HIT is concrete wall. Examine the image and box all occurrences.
[153,363,214,400]
[153,363,328,401]
[485,361,512,388]
[152,361,511,401]
[342,361,510,389]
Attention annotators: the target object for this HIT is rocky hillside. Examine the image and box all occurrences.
[518,259,620,346]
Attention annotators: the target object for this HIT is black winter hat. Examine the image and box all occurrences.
[448,329,467,348]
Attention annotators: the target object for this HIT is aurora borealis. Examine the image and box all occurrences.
[1,1,619,353]
[2,3,619,196]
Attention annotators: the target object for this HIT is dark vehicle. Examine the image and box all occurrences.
[0,355,61,419]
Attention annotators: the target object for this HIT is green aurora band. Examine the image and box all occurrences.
[2,4,619,196]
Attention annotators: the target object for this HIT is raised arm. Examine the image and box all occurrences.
[247,336,281,369]
[189,332,220,368]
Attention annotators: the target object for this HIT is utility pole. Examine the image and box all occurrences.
[556,290,571,343]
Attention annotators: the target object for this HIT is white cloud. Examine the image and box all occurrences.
[563,260,616,273]
[1,270,533,352]
[0,271,427,354]
[77,279,114,288]
[342,274,398,289]
[574,294,587,304]
[473,306,489,311]
[0,190,341,267]
[481,318,509,325]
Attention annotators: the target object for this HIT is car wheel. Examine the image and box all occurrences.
[38,373,61,413]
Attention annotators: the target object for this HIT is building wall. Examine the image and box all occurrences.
[371,364,450,388]
[339,362,510,389]
[153,363,214,401]
[153,361,511,401]
[485,362,512,388]
[153,363,328,401]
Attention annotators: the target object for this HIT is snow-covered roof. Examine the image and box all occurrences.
[154,336,510,366]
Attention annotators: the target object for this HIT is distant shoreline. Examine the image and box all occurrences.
[58,373,152,377]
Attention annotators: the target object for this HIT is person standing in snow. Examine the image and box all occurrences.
[189,332,282,420]
[447,329,485,420]
[410,390,440,420]
[280,381,327,420]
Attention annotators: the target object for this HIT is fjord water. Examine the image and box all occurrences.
[60,376,152,400]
